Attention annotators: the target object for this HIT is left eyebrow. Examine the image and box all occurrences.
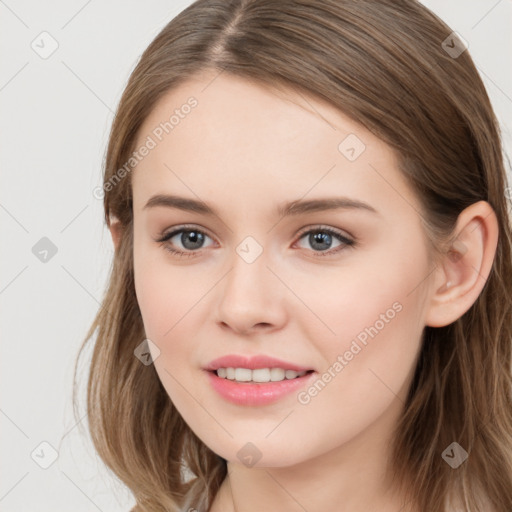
[277,197,379,217]
[143,194,379,217]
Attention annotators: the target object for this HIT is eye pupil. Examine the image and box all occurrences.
[181,230,204,249]
[310,231,332,251]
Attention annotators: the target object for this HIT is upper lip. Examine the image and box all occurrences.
[204,354,314,372]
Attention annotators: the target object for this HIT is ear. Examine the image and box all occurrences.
[425,200,499,327]
[108,215,123,251]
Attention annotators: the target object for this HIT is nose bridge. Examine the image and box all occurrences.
[215,234,286,332]
[223,235,271,301]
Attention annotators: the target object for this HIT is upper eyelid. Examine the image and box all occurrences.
[295,224,353,240]
[159,224,215,242]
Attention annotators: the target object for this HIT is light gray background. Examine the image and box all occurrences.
[1,1,511,510]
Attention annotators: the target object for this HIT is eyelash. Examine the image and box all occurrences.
[155,224,356,259]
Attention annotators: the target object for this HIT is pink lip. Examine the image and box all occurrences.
[205,370,317,406]
[204,354,313,372]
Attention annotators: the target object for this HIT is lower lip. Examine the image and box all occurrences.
[205,370,316,406]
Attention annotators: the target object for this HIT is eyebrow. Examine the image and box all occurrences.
[143,194,379,217]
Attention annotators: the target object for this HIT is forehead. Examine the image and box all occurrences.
[131,71,416,219]
[134,70,383,160]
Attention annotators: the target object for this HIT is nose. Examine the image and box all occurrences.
[215,246,288,336]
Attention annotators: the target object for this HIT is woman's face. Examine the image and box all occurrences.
[131,70,436,467]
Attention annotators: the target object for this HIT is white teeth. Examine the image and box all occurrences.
[215,367,308,382]
[235,368,252,381]
[269,368,285,381]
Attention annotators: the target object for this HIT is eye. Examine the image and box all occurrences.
[156,225,214,258]
[156,224,355,259]
[294,226,355,256]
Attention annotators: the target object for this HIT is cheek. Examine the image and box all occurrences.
[133,243,221,413]
[133,241,206,341]
[133,250,208,404]
[291,240,429,437]
[282,234,429,356]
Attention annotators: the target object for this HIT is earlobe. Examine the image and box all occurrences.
[108,215,123,251]
[425,201,499,328]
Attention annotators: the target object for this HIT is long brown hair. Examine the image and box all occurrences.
[73,1,512,510]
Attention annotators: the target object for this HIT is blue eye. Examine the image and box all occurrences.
[156,225,355,258]
[295,226,355,256]
[156,226,214,258]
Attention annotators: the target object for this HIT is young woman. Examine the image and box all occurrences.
[74,1,512,510]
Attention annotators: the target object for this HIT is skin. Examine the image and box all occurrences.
[110,69,498,512]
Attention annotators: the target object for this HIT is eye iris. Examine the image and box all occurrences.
[310,231,332,251]
[181,230,204,250]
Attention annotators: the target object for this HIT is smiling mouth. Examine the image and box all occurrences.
[209,368,315,383]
